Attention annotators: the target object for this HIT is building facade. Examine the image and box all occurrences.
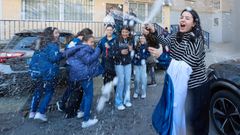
[0,0,234,43]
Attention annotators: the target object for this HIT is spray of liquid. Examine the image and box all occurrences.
[144,0,164,24]
[110,0,173,25]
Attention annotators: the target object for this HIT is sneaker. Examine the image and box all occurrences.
[81,118,98,128]
[147,82,157,87]
[34,112,47,122]
[141,94,146,99]
[133,93,138,99]
[77,111,84,118]
[56,101,65,112]
[29,112,36,119]
[125,102,132,107]
[117,105,125,110]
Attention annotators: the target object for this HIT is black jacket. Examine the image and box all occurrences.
[111,38,134,65]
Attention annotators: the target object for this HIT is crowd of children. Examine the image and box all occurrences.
[28,24,159,128]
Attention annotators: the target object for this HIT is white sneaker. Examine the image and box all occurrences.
[125,102,132,107]
[29,112,36,119]
[141,94,146,99]
[117,105,125,110]
[77,111,84,118]
[133,93,138,98]
[81,118,98,128]
[34,112,47,122]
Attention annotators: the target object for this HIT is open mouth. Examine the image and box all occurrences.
[180,24,186,28]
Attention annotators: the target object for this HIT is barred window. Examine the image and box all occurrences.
[129,2,162,24]
[64,0,93,21]
[129,3,146,21]
[22,0,93,21]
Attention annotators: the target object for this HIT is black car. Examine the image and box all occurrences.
[0,30,74,96]
[208,59,240,135]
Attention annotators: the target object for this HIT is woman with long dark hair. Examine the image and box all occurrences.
[111,26,134,110]
[147,8,209,135]
[29,27,62,121]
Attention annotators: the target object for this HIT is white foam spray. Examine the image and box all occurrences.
[96,77,118,112]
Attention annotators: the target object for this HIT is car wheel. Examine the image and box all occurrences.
[210,90,240,135]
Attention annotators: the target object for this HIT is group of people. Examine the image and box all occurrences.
[28,7,210,135]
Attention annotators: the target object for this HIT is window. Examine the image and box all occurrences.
[212,0,221,10]
[22,0,93,21]
[64,0,94,21]
[129,3,146,21]
[23,0,60,20]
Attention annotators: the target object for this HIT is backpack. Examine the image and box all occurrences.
[29,51,44,79]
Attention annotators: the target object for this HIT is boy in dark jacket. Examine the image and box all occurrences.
[98,24,117,84]
[64,35,103,128]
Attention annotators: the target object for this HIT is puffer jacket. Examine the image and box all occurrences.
[29,42,62,81]
[65,44,103,81]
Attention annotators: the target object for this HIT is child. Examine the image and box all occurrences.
[98,24,117,85]
[132,35,149,99]
[28,27,62,121]
[111,26,134,110]
[65,28,93,49]
[57,28,93,112]
[142,27,159,87]
[65,35,103,128]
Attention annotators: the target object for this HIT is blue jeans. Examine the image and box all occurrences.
[30,79,54,114]
[79,79,93,121]
[115,64,132,106]
[134,64,147,95]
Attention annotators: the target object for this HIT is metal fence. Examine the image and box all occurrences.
[170,24,210,49]
[0,20,143,42]
[0,20,105,41]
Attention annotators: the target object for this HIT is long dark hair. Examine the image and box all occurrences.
[39,27,58,49]
[177,8,204,43]
[118,26,133,43]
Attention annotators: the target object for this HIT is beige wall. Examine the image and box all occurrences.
[222,0,233,12]
[93,0,125,22]
[2,0,21,20]
[0,0,2,19]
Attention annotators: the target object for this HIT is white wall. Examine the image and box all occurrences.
[233,0,240,48]
[222,12,233,42]
[211,13,223,42]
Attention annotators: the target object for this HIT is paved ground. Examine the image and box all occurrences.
[1,42,239,135]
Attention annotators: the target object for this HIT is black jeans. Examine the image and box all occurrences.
[185,82,210,135]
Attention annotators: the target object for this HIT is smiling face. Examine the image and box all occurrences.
[139,36,146,44]
[53,29,60,41]
[179,11,196,33]
[86,37,95,48]
[121,29,130,39]
[105,26,113,37]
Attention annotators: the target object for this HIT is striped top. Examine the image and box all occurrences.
[155,32,207,89]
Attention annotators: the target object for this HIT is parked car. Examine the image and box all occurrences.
[208,59,240,135]
[0,30,74,96]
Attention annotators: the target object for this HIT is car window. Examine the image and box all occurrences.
[5,36,38,50]
[5,33,73,51]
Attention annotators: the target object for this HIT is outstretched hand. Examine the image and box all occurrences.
[148,45,163,58]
